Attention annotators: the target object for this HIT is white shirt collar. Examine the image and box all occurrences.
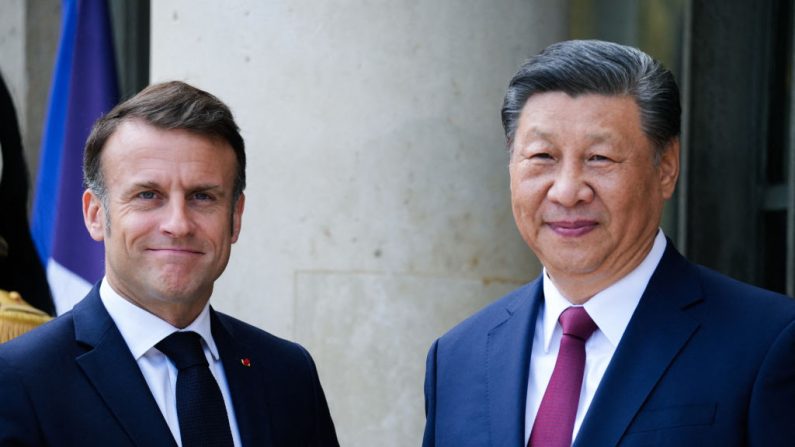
[99,278,220,361]
[540,230,667,352]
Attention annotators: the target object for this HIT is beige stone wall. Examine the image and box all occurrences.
[151,1,565,445]
[0,1,26,133]
[0,0,60,184]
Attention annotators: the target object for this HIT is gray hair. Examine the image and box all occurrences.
[501,39,681,160]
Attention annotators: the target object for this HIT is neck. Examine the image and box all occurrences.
[547,233,659,304]
[104,276,209,329]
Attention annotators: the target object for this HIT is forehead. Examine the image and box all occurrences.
[100,120,236,183]
[516,92,644,142]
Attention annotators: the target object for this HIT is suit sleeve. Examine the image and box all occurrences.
[298,345,340,447]
[747,319,795,446]
[422,339,439,447]
[0,356,44,446]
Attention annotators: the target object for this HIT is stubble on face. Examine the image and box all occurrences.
[83,120,243,327]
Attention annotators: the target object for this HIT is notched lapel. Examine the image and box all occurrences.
[212,311,274,447]
[575,245,703,447]
[73,288,176,447]
[486,280,543,447]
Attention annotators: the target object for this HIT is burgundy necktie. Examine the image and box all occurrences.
[529,306,598,447]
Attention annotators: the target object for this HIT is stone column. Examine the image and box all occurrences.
[151,1,565,445]
[0,0,60,186]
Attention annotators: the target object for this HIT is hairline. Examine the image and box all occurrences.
[87,117,244,235]
[88,116,244,201]
[507,90,670,165]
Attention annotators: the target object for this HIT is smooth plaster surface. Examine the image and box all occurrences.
[151,1,564,444]
[0,0,59,183]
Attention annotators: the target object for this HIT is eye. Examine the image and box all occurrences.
[527,151,555,165]
[588,154,611,162]
[137,191,157,199]
[192,192,214,201]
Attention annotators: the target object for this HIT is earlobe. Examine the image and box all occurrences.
[82,190,106,241]
[231,193,245,243]
[659,139,680,199]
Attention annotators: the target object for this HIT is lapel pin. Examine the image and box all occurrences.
[241,358,252,367]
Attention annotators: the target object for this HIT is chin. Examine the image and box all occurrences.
[153,280,204,302]
[543,252,601,276]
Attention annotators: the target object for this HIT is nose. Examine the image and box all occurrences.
[160,198,194,238]
[546,161,594,207]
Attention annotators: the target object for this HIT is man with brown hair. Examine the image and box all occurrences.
[0,81,339,447]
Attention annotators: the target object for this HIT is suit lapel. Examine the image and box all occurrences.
[212,311,274,446]
[486,279,543,447]
[73,285,176,447]
[574,243,703,447]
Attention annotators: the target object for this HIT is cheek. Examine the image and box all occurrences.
[511,178,546,214]
[112,215,157,246]
[595,175,659,227]
[511,189,546,243]
[197,215,233,244]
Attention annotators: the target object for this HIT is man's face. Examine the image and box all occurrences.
[509,92,678,301]
[83,120,244,324]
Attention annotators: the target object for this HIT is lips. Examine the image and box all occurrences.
[147,248,204,256]
[546,220,598,237]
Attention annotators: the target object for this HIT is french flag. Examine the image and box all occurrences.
[31,0,118,315]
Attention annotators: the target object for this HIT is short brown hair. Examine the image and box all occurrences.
[83,81,246,202]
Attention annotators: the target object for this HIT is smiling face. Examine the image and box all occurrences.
[509,92,679,302]
[82,120,244,327]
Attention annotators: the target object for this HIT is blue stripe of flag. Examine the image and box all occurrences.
[32,0,119,288]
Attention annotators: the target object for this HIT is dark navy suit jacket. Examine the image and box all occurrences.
[0,284,339,446]
[423,243,795,446]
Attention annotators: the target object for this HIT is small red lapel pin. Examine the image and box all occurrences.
[240,358,252,367]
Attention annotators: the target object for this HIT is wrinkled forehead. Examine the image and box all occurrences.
[100,120,238,187]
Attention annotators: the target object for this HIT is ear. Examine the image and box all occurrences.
[659,138,680,200]
[82,189,106,241]
[231,193,245,243]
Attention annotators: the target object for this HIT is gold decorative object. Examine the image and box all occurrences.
[0,289,52,343]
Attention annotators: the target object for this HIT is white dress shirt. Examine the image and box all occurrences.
[524,230,667,445]
[99,279,242,447]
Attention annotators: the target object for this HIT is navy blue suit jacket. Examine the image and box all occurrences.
[0,284,339,446]
[423,243,795,446]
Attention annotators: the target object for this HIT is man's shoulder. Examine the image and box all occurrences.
[0,311,83,391]
[653,243,795,325]
[0,311,78,363]
[211,310,314,366]
[436,278,540,345]
[693,263,795,322]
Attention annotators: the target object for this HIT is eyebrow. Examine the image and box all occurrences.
[584,131,616,143]
[529,127,552,140]
[122,181,162,195]
[526,127,616,144]
[124,181,226,195]
[190,183,224,193]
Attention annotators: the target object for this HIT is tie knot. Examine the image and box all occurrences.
[559,307,597,341]
[156,331,208,370]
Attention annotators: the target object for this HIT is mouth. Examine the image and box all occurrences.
[546,220,598,237]
[147,248,204,256]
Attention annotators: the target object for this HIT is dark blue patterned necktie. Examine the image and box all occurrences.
[156,331,234,447]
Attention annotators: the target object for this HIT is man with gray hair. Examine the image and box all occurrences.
[423,40,795,446]
[0,81,339,446]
